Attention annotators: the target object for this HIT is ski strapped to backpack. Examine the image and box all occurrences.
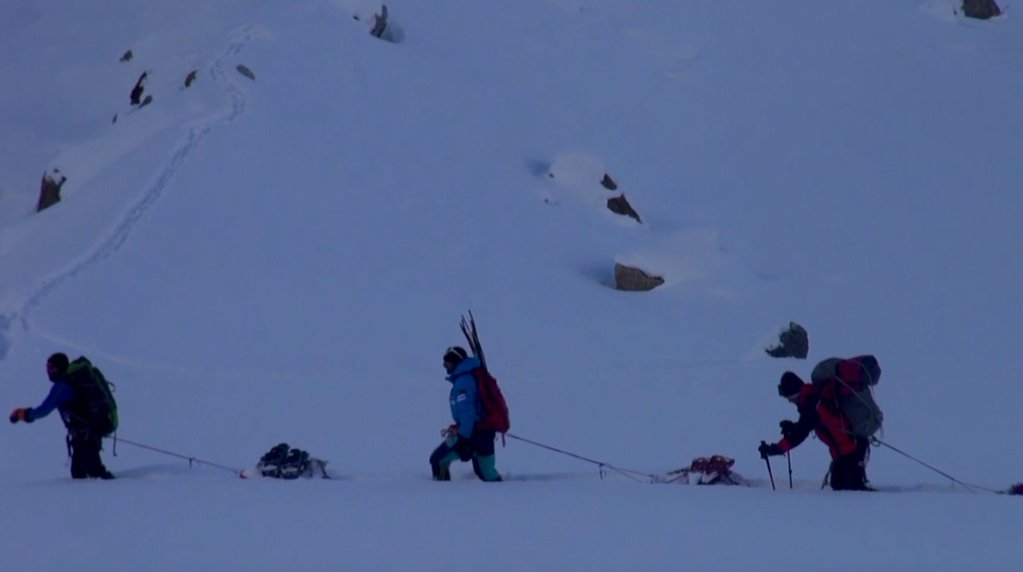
[810,355,882,438]
[459,311,511,441]
[65,356,119,437]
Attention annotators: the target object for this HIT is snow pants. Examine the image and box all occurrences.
[430,430,501,482]
[829,437,869,491]
[67,431,113,479]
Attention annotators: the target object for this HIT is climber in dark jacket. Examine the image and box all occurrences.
[10,353,115,480]
[759,371,870,491]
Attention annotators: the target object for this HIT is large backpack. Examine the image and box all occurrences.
[458,311,510,439]
[472,368,510,436]
[65,356,119,437]
[810,355,882,439]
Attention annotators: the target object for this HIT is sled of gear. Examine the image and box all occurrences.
[661,455,749,486]
[252,443,330,479]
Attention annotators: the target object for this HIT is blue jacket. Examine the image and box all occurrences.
[28,381,75,423]
[447,357,481,439]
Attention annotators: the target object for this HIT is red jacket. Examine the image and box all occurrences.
[776,383,859,459]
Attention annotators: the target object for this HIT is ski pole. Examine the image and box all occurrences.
[778,421,794,489]
[761,441,775,490]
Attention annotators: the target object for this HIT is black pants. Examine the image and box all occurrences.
[829,438,870,491]
[68,432,112,479]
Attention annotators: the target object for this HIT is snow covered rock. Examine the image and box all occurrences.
[36,168,66,212]
[614,263,664,291]
[765,321,809,359]
[962,0,1002,19]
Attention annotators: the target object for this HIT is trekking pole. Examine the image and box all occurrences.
[787,452,793,489]
[761,442,775,490]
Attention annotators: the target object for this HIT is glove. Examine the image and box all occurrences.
[779,420,795,437]
[758,441,782,459]
[441,424,458,438]
[452,435,474,461]
[9,407,31,424]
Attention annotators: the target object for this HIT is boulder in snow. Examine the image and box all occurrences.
[614,263,664,291]
[607,194,641,223]
[962,0,1002,19]
[367,4,405,43]
[765,321,809,359]
[236,64,256,81]
[36,168,66,212]
[130,71,148,106]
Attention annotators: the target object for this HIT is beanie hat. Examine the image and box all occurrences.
[777,371,804,398]
[46,352,70,373]
[443,346,468,367]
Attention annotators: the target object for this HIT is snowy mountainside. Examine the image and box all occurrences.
[1,1,1022,570]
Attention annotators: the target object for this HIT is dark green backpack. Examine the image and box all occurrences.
[66,356,119,437]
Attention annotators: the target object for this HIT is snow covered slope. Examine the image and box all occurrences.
[1,1,1021,570]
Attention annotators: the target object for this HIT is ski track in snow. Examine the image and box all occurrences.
[0,30,254,358]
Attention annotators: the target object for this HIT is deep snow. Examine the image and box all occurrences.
[2,1,1021,570]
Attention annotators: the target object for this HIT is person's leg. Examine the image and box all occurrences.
[852,438,870,489]
[429,437,459,481]
[68,434,88,479]
[828,457,852,490]
[75,433,113,479]
[829,453,868,491]
[470,431,501,482]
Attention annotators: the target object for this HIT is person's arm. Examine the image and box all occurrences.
[777,405,816,453]
[27,382,75,421]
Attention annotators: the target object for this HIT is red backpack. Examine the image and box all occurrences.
[473,368,510,436]
[458,311,511,439]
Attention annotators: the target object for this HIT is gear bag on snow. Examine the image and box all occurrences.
[254,443,329,479]
[811,355,883,438]
[65,356,118,437]
[662,455,748,486]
